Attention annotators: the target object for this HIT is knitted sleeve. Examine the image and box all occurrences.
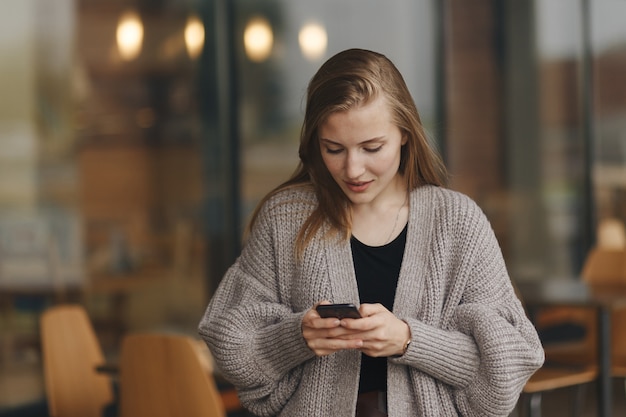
[449,194,545,416]
[197,192,317,417]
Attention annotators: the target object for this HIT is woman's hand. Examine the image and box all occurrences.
[302,301,364,356]
[341,303,411,358]
[302,302,411,357]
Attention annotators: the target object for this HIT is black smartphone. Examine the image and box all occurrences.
[316,303,362,319]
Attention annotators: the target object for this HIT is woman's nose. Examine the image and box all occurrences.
[345,151,365,179]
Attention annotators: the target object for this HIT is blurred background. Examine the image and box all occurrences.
[0,0,625,414]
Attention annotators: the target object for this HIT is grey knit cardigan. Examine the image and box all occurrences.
[198,185,544,416]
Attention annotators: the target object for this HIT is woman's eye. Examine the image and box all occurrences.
[325,147,343,155]
[364,145,383,153]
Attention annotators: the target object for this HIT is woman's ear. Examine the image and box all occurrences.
[401,132,409,146]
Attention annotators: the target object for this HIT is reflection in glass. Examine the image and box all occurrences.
[244,16,273,62]
[116,10,143,61]
[185,15,205,60]
[298,22,327,61]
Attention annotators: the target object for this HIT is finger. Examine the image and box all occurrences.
[339,317,370,330]
[358,302,387,317]
[315,317,341,328]
[308,337,363,356]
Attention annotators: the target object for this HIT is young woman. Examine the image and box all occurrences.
[199,48,544,417]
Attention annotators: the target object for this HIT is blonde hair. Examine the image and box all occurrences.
[247,48,447,256]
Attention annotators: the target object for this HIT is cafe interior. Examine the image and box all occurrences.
[1,0,625,416]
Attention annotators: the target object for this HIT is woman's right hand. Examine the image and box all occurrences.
[301,301,364,356]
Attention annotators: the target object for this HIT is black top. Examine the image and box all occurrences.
[350,224,407,393]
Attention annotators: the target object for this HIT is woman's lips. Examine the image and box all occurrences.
[345,180,372,193]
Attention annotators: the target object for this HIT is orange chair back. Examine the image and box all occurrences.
[40,304,114,417]
[581,248,626,285]
[118,333,226,417]
[582,247,626,372]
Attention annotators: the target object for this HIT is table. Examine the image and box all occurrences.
[517,279,626,417]
[0,265,167,364]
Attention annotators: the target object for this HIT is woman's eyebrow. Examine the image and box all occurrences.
[319,136,385,145]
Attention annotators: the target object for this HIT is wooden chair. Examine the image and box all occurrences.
[188,338,244,413]
[588,248,626,395]
[581,247,626,286]
[524,247,626,416]
[538,248,626,369]
[520,365,598,417]
[536,306,597,367]
[40,304,115,417]
[513,281,599,417]
[117,332,227,417]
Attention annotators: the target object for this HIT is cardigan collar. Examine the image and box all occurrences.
[322,186,438,316]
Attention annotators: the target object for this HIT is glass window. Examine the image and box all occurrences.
[529,0,587,278]
[0,0,210,358]
[443,1,593,280]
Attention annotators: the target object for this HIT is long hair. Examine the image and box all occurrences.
[246,48,447,255]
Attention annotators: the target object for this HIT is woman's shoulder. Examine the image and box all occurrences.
[265,184,317,205]
[258,184,318,218]
[412,185,494,241]
[413,185,480,211]
[412,185,487,227]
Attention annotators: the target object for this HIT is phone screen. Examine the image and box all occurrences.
[316,303,362,319]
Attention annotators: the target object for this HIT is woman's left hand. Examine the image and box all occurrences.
[341,303,411,357]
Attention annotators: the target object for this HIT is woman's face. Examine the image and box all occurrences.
[318,95,407,207]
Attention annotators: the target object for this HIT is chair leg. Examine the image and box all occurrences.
[527,392,542,417]
[522,382,592,417]
[572,383,588,417]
